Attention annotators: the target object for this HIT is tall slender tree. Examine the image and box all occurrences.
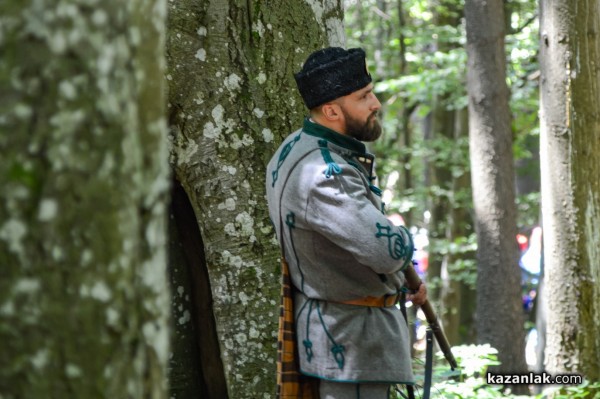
[426,0,464,339]
[539,0,600,380]
[0,0,170,397]
[464,0,528,376]
[166,1,344,396]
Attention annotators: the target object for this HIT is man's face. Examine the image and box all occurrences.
[338,83,382,142]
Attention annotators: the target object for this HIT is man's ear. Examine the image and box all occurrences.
[322,103,342,121]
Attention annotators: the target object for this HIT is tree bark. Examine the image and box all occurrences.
[0,0,170,397]
[427,95,454,306]
[428,0,474,347]
[465,0,528,375]
[166,0,344,396]
[539,0,600,380]
[168,178,228,398]
[442,107,476,346]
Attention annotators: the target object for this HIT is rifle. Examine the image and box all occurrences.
[403,262,458,370]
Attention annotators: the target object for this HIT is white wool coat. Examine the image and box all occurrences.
[266,118,415,383]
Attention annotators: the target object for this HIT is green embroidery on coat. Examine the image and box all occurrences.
[302,299,346,370]
[375,223,415,270]
[316,301,345,370]
[318,139,342,178]
[271,133,302,187]
[285,212,296,228]
[303,300,315,362]
[285,211,305,291]
[369,184,382,197]
[347,159,362,171]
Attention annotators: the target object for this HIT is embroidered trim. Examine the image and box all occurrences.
[316,301,345,370]
[347,159,362,171]
[375,223,415,270]
[301,299,346,370]
[271,133,302,187]
[369,184,382,197]
[303,300,315,362]
[285,211,305,292]
[303,118,366,153]
[318,139,342,178]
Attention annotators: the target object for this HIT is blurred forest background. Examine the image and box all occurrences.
[1,0,598,398]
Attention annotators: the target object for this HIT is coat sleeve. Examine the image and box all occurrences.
[304,159,414,275]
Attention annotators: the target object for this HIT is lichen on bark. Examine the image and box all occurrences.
[0,0,171,397]
[166,0,344,396]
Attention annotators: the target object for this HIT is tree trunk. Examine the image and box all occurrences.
[465,0,528,376]
[166,1,344,396]
[539,0,600,380]
[442,107,476,346]
[168,178,227,398]
[167,192,204,398]
[427,95,454,306]
[0,1,170,397]
[428,1,470,346]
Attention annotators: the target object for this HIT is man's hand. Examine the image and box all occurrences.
[406,283,427,306]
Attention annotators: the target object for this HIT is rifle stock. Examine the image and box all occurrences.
[403,263,458,370]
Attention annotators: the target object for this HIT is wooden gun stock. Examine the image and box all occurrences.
[403,263,459,370]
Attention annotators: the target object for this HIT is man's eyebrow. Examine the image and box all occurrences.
[358,86,373,96]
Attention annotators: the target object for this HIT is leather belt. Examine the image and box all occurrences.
[335,294,399,308]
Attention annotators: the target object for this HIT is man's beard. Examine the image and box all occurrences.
[341,108,382,142]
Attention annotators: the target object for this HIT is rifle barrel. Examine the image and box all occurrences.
[403,264,458,370]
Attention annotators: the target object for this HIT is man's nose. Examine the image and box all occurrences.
[371,95,381,111]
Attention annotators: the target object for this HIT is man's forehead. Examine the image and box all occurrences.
[333,83,374,104]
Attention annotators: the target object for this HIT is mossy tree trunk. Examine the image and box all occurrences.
[464,0,528,376]
[166,1,344,396]
[539,0,600,380]
[0,1,170,398]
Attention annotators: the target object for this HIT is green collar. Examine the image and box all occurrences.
[303,118,367,154]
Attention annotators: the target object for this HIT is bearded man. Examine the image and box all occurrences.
[266,47,427,399]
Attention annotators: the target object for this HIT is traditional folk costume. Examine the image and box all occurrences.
[266,47,416,398]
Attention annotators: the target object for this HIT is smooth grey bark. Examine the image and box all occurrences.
[0,1,170,398]
[465,0,528,375]
[166,1,344,396]
[539,0,600,380]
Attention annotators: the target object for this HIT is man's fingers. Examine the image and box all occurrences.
[406,283,427,305]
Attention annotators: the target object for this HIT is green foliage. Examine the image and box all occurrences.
[401,343,600,398]
[394,344,508,399]
[345,0,541,228]
[432,234,478,288]
[517,192,542,229]
[345,0,542,354]
[544,381,600,399]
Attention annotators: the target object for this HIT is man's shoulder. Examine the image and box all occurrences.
[266,127,323,190]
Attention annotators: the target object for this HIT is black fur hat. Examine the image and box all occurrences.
[294,47,372,109]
